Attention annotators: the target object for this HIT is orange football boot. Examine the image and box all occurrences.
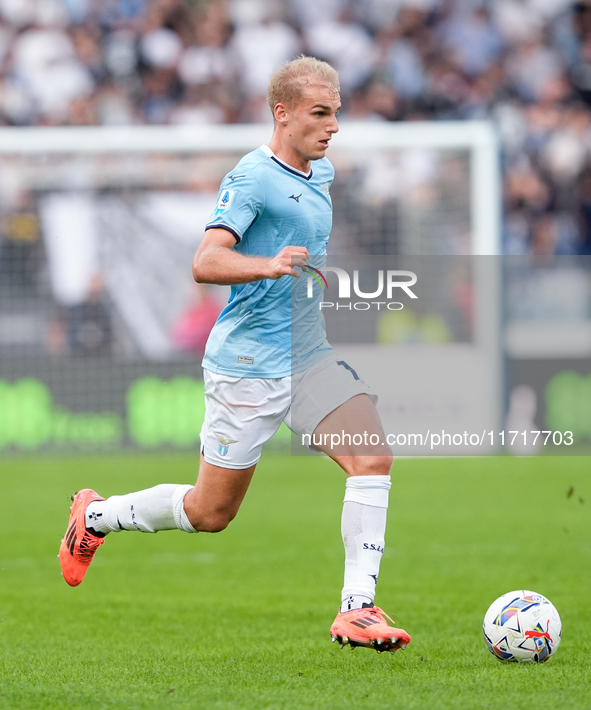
[59,489,105,586]
[330,605,411,654]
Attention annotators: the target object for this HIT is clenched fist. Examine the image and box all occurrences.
[266,246,309,279]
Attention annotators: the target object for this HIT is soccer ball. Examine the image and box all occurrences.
[483,590,562,663]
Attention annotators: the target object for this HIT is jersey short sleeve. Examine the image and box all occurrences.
[205,171,265,243]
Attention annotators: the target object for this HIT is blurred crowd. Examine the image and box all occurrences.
[2,0,591,257]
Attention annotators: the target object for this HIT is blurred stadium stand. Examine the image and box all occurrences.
[1,0,591,255]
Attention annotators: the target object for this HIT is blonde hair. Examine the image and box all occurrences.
[267,56,340,114]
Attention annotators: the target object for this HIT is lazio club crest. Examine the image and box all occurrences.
[215,433,238,456]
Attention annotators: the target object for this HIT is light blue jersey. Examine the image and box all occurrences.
[201,145,334,378]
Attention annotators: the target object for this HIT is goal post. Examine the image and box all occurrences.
[0,121,502,454]
[0,120,501,255]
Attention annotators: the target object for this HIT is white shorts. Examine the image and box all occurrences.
[200,354,376,469]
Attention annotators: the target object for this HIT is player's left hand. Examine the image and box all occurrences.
[266,245,309,279]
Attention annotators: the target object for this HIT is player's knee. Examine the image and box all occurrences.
[350,455,393,477]
[377,454,394,474]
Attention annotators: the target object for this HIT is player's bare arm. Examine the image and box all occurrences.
[192,227,309,285]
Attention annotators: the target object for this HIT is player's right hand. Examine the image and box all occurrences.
[266,246,309,279]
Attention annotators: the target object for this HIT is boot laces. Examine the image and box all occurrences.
[367,606,396,626]
[78,531,104,560]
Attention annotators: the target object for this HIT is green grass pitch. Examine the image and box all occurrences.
[0,452,589,710]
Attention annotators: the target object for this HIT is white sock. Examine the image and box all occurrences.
[85,484,196,534]
[340,475,390,613]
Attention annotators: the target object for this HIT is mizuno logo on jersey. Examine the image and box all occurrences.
[288,193,302,202]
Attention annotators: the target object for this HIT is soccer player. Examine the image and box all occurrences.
[59,56,411,655]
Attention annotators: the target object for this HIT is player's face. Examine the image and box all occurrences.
[284,84,340,169]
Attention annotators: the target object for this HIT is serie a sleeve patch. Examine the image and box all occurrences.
[214,189,235,215]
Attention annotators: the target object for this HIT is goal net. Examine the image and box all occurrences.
[0,121,501,454]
